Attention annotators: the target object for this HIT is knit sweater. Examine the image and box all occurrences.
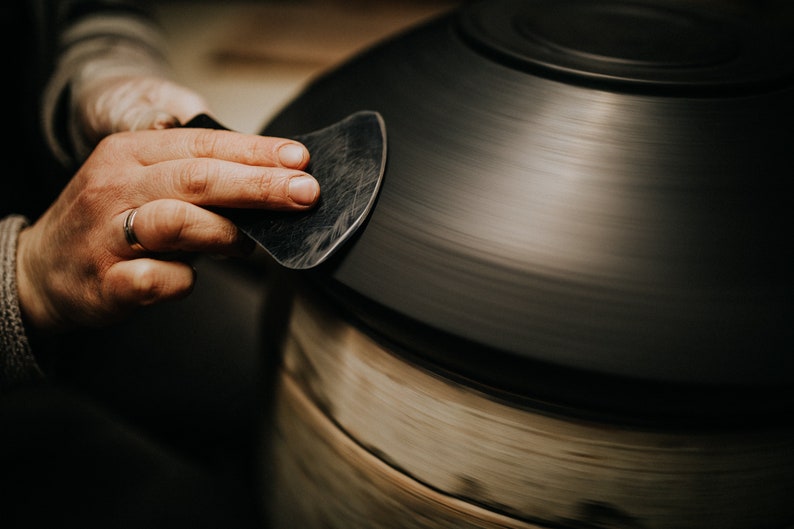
[0,215,42,389]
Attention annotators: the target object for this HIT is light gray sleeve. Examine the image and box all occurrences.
[1,215,44,390]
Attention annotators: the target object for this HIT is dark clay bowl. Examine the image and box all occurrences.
[262,0,794,422]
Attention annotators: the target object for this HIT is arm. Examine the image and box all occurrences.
[41,0,210,167]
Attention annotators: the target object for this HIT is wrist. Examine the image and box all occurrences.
[0,216,44,387]
[15,224,63,334]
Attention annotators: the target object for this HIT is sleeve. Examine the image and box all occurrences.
[40,0,175,168]
[0,216,44,391]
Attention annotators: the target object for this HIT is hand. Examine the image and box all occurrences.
[77,75,212,143]
[16,127,319,332]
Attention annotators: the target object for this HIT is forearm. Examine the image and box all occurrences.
[0,216,43,390]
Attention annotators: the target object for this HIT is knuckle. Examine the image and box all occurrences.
[128,261,164,304]
[254,172,277,203]
[96,132,137,160]
[247,137,272,163]
[126,260,194,306]
[96,132,125,150]
[150,201,191,246]
[176,159,211,197]
[74,176,128,215]
[191,129,223,157]
[253,169,303,205]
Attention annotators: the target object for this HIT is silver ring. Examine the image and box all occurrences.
[123,209,147,252]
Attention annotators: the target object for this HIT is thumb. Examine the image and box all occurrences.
[129,109,182,131]
[81,76,212,136]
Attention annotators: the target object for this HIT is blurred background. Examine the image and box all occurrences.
[154,0,462,133]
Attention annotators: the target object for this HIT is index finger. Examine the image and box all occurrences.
[120,128,310,170]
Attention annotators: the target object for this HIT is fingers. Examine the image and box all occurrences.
[96,129,318,210]
[116,200,255,257]
[149,80,212,126]
[104,258,197,309]
[17,123,320,333]
[140,158,319,210]
[79,76,212,139]
[117,87,210,132]
[121,127,310,170]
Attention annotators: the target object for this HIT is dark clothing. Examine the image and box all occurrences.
[3,1,63,220]
[1,384,259,529]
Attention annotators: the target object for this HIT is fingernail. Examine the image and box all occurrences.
[288,176,319,205]
[279,143,307,167]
